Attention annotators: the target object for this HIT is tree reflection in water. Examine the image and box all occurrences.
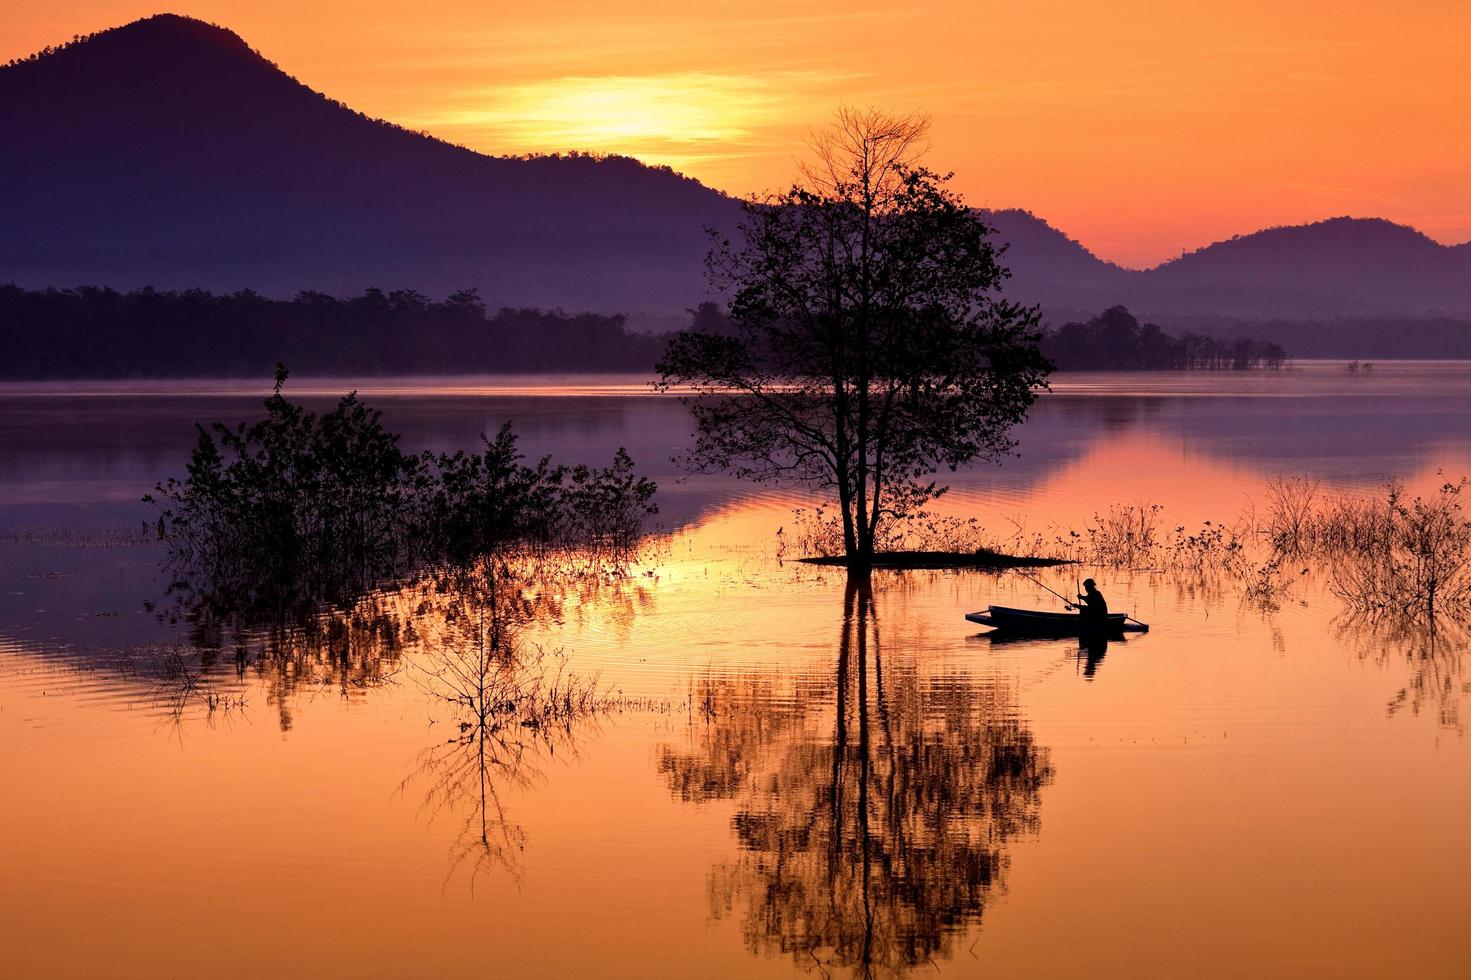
[660,581,1053,978]
[158,556,636,884]
[401,560,625,888]
[143,590,411,730]
[1336,614,1470,732]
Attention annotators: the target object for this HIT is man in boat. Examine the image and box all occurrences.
[1070,579,1108,622]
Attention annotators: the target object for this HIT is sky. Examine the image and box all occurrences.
[6,1,1470,268]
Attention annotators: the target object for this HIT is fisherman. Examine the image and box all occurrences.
[1069,578,1108,622]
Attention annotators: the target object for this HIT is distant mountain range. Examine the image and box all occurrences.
[985,210,1471,318]
[3,14,1469,325]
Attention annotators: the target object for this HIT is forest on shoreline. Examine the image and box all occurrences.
[0,285,1297,378]
[0,285,663,377]
[1039,306,1289,371]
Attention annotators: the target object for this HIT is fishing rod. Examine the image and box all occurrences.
[1017,570,1152,632]
[1017,570,1076,609]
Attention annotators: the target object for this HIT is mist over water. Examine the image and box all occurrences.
[2,365,1470,978]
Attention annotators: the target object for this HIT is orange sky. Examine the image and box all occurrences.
[6,1,1470,267]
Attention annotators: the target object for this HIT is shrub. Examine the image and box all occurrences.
[147,368,657,624]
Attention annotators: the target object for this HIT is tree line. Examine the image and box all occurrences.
[1039,306,1289,371]
[0,287,1293,379]
[0,284,665,377]
[1152,314,1471,360]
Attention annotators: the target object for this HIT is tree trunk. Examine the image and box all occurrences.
[837,462,871,577]
[838,482,859,561]
[847,496,875,579]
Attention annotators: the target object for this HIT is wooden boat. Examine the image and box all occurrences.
[965,605,1149,634]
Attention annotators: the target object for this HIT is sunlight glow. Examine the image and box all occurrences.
[426,72,821,172]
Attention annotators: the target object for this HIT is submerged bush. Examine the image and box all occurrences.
[1326,481,1471,621]
[1263,477,1320,555]
[1050,505,1250,576]
[1078,504,1163,568]
[146,368,657,622]
[147,369,427,604]
[1255,474,1471,621]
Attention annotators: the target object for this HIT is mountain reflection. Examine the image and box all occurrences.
[659,582,1053,978]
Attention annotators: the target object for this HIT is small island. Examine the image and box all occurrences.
[798,549,1070,570]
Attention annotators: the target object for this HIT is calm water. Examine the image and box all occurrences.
[2,365,1470,978]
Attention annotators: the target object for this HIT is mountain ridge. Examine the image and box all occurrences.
[2,14,1468,320]
[0,14,734,315]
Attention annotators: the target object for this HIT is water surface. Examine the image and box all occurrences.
[2,364,1469,978]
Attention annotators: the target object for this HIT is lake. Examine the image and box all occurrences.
[2,364,1470,978]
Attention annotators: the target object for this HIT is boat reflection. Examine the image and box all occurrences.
[658,581,1053,977]
[975,629,1134,680]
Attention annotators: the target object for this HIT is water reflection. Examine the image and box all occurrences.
[660,582,1053,977]
[977,630,1127,681]
[1335,615,1470,732]
[1078,634,1111,678]
[399,564,623,887]
[404,685,602,889]
[146,559,630,885]
[157,589,411,730]
[8,366,1471,535]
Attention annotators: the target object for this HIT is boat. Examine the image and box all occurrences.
[965,605,1149,635]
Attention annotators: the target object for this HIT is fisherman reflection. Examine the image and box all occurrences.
[1078,633,1110,679]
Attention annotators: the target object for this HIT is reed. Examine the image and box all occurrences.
[1256,475,1471,621]
[1263,476,1320,555]
[1325,481,1471,621]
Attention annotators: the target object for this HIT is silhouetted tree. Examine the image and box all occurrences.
[686,300,737,337]
[657,109,1051,577]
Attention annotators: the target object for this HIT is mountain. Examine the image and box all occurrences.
[976,209,1133,308]
[0,14,736,314]
[1143,217,1471,316]
[1,14,1468,323]
[980,213,1471,319]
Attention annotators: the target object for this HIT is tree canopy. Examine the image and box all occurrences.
[656,108,1051,574]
